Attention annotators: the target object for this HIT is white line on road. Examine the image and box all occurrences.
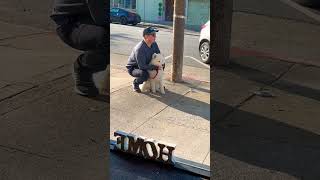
[184,56,210,69]
[165,55,172,59]
[165,54,210,69]
[280,0,320,23]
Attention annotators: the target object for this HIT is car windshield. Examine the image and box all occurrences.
[122,8,136,14]
[110,8,119,13]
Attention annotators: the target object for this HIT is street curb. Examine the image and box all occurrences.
[110,63,210,83]
[136,22,200,36]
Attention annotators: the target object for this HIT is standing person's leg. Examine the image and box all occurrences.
[56,17,108,96]
[73,50,107,96]
[128,68,149,92]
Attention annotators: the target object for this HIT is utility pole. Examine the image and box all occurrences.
[212,0,233,66]
[171,0,185,82]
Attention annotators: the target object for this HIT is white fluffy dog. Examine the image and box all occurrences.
[93,64,109,96]
[140,53,166,94]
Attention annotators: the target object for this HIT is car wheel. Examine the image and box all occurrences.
[120,17,128,25]
[132,22,138,26]
[199,41,210,64]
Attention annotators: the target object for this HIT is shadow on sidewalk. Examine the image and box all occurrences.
[212,101,320,179]
[143,88,210,121]
[220,59,320,102]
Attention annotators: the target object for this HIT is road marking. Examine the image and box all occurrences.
[165,55,172,59]
[184,56,210,69]
[280,0,320,23]
[165,54,210,69]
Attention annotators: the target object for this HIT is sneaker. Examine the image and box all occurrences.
[73,60,99,97]
[132,80,141,93]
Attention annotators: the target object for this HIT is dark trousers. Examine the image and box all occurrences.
[128,67,149,84]
[55,16,108,72]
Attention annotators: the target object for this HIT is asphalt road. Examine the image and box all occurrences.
[110,23,206,69]
[111,0,320,71]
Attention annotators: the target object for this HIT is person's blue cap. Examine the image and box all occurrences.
[143,26,159,36]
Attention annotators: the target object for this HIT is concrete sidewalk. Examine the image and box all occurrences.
[212,53,320,179]
[110,53,210,168]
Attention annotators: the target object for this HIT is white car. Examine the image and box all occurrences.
[199,20,210,64]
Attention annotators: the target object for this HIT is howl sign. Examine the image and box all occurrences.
[113,131,176,165]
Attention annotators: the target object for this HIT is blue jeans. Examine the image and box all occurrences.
[128,67,149,85]
[55,16,108,73]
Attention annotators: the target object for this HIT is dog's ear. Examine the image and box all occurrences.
[152,53,157,59]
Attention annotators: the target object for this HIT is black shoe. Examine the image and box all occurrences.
[132,81,141,93]
[73,60,99,97]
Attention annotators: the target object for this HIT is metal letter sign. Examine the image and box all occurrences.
[113,131,176,165]
[110,130,210,177]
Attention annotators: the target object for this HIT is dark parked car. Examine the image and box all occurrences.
[110,7,141,25]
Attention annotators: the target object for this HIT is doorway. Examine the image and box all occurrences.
[165,0,174,21]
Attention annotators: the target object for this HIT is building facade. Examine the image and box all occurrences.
[111,0,210,31]
[137,0,209,31]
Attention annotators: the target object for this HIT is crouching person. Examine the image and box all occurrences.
[126,27,161,93]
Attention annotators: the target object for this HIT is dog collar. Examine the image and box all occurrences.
[150,69,159,79]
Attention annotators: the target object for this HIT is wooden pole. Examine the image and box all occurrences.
[171,0,185,82]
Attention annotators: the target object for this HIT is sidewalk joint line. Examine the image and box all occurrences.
[201,150,210,165]
[0,144,52,160]
[0,85,38,103]
[215,63,296,125]
[0,66,70,102]
[0,43,32,50]
[0,19,51,32]
[0,32,52,42]
[30,64,71,80]
[0,74,73,116]
[0,85,72,116]
[270,63,296,86]
[111,84,132,94]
